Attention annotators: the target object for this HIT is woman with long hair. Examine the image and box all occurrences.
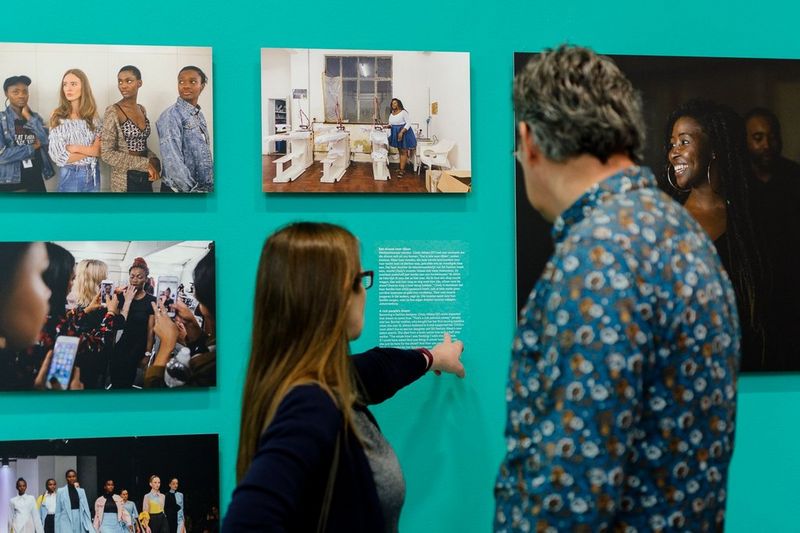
[36,257,124,390]
[48,69,101,192]
[0,243,72,389]
[225,222,465,532]
[387,98,417,178]
[111,257,156,388]
[101,65,161,193]
[55,258,107,388]
[23,243,75,388]
[662,99,762,369]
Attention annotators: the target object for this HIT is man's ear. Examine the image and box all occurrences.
[517,121,540,163]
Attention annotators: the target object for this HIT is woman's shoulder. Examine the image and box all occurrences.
[265,384,343,438]
[278,383,341,416]
[256,385,344,461]
[49,117,66,130]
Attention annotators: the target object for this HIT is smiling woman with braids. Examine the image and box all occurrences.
[663,99,762,369]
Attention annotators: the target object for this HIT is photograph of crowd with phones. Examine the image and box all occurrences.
[0,241,216,391]
[0,435,219,533]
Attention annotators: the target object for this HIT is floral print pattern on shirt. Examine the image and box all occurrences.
[495,166,740,532]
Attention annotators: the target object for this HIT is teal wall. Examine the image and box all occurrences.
[1,0,797,531]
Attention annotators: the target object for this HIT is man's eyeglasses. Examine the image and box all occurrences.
[354,270,374,291]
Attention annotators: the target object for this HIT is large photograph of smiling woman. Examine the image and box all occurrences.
[514,53,800,373]
[0,43,213,193]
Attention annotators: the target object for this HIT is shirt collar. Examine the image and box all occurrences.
[552,165,656,243]
[175,97,201,116]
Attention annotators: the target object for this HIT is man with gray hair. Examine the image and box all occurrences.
[495,45,740,532]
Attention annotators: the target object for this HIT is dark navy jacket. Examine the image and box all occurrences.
[224,347,428,532]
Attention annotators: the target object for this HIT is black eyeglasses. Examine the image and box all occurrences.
[354,270,374,291]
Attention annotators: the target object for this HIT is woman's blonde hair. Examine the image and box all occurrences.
[70,259,108,308]
[236,222,361,481]
[50,69,98,130]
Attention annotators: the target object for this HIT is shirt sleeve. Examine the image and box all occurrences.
[48,123,70,167]
[401,110,411,130]
[350,347,428,404]
[223,386,342,532]
[497,241,649,530]
[32,498,44,533]
[64,309,121,355]
[156,111,193,192]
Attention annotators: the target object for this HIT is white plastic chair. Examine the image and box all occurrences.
[419,139,455,172]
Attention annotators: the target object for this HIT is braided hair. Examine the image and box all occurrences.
[660,99,760,331]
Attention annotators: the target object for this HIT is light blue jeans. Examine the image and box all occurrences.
[58,164,99,193]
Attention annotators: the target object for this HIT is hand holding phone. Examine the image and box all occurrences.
[45,336,80,390]
[156,276,180,318]
[100,280,114,306]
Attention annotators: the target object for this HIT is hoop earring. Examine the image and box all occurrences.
[666,163,691,193]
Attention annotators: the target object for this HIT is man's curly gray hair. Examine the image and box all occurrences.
[514,45,646,164]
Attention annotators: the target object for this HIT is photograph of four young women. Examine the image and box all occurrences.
[0,44,213,193]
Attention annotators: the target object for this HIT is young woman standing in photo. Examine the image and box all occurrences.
[120,489,140,533]
[156,66,213,193]
[143,476,169,533]
[101,65,160,193]
[387,98,417,178]
[111,257,156,388]
[9,478,43,533]
[48,69,101,193]
[0,75,54,192]
[36,479,57,533]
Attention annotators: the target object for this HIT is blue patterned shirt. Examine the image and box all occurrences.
[495,166,740,532]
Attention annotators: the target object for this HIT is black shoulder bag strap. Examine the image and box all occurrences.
[317,428,341,533]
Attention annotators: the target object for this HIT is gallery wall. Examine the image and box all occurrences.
[0,0,798,531]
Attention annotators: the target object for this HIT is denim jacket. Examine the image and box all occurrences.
[156,98,213,193]
[0,107,55,184]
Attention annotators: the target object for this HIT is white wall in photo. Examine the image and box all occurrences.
[55,240,212,289]
[0,43,213,192]
[262,48,471,170]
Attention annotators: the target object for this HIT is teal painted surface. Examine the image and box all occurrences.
[0,0,797,531]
